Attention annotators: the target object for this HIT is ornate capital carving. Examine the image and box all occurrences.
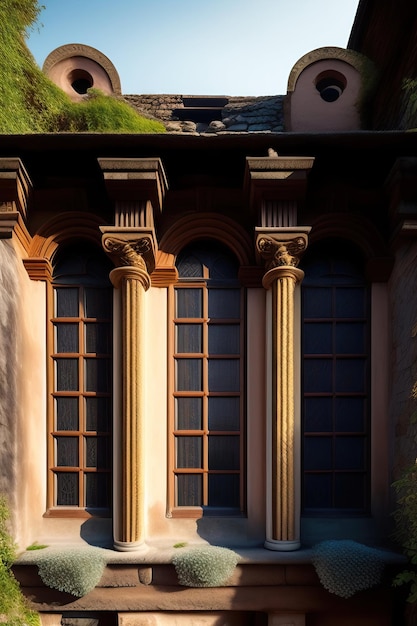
[256,233,308,271]
[100,227,157,275]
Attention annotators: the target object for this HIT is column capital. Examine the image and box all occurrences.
[256,226,311,266]
[100,226,156,275]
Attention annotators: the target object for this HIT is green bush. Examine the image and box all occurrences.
[0,0,166,133]
[0,495,40,625]
[172,545,239,587]
[393,462,417,601]
[36,547,107,597]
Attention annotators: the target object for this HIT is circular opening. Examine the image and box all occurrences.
[68,69,94,95]
[315,71,347,103]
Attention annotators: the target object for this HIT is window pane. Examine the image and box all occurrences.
[303,359,332,393]
[177,256,203,278]
[335,436,365,470]
[208,325,240,354]
[85,358,111,392]
[85,323,111,354]
[177,474,202,506]
[208,359,240,391]
[303,436,332,470]
[176,397,202,430]
[85,473,110,508]
[56,397,78,431]
[303,287,332,318]
[208,289,240,318]
[335,397,365,432]
[335,322,365,354]
[56,436,79,467]
[304,397,332,432]
[334,473,365,509]
[85,288,112,318]
[303,474,332,509]
[176,289,202,318]
[176,358,202,391]
[56,324,79,353]
[209,436,239,470]
[335,359,365,392]
[56,473,79,506]
[304,323,332,354]
[85,397,111,432]
[176,324,202,353]
[85,436,110,468]
[208,397,240,431]
[335,288,365,318]
[176,436,202,468]
[56,358,78,391]
[55,288,79,318]
[208,475,239,508]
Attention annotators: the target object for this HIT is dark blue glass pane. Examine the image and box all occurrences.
[334,473,365,509]
[56,359,78,391]
[56,436,79,467]
[304,436,332,470]
[208,397,240,431]
[335,288,365,318]
[85,323,111,354]
[208,289,240,318]
[304,397,332,432]
[209,325,240,354]
[177,474,202,506]
[208,474,239,508]
[303,287,332,318]
[208,359,240,391]
[303,474,332,509]
[176,289,203,318]
[85,436,110,469]
[56,472,78,506]
[85,288,112,319]
[335,436,365,470]
[85,397,111,432]
[176,324,202,353]
[56,324,79,353]
[56,397,78,431]
[304,323,332,354]
[335,322,365,354]
[176,436,202,468]
[85,473,110,508]
[177,255,203,278]
[85,358,111,392]
[176,359,202,391]
[209,436,239,470]
[335,398,365,432]
[55,288,79,318]
[303,359,332,393]
[335,359,365,392]
[176,397,202,430]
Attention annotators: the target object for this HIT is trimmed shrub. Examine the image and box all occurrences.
[172,545,239,588]
[36,547,107,597]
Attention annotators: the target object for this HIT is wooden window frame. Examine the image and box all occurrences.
[167,269,245,519]
[46,279,112,517]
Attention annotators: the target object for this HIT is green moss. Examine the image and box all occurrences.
[0,0,166,133]
[26,542,48,551]
[0,496,40,625]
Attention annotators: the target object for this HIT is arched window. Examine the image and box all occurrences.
[301,241,370,513]
[49,243,113,512]
[168,241,244,516]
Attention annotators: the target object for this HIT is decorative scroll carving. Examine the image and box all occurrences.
[256,234,307,270]
[102,235,152,271]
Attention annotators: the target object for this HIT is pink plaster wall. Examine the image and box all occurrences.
[289,59,362,132]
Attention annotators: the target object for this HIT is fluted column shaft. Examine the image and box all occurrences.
[110,264,150,550]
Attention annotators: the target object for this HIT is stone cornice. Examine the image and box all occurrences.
[0,159,32,250]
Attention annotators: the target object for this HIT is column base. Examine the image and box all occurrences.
[114,539,148,552]
[264,538,301,551]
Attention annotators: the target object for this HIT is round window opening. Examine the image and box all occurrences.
[315,71,347,103]
[68,69,94,95]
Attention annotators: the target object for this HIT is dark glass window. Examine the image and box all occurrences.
[172,241,243,513]
[301,241,369,513]
[51,243,112,510]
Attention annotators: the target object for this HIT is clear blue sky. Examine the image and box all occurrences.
[27,0,359,96]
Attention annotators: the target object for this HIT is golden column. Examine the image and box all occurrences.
[245,152,314,551]
[99,158,167,551]
[257,230,309,550]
